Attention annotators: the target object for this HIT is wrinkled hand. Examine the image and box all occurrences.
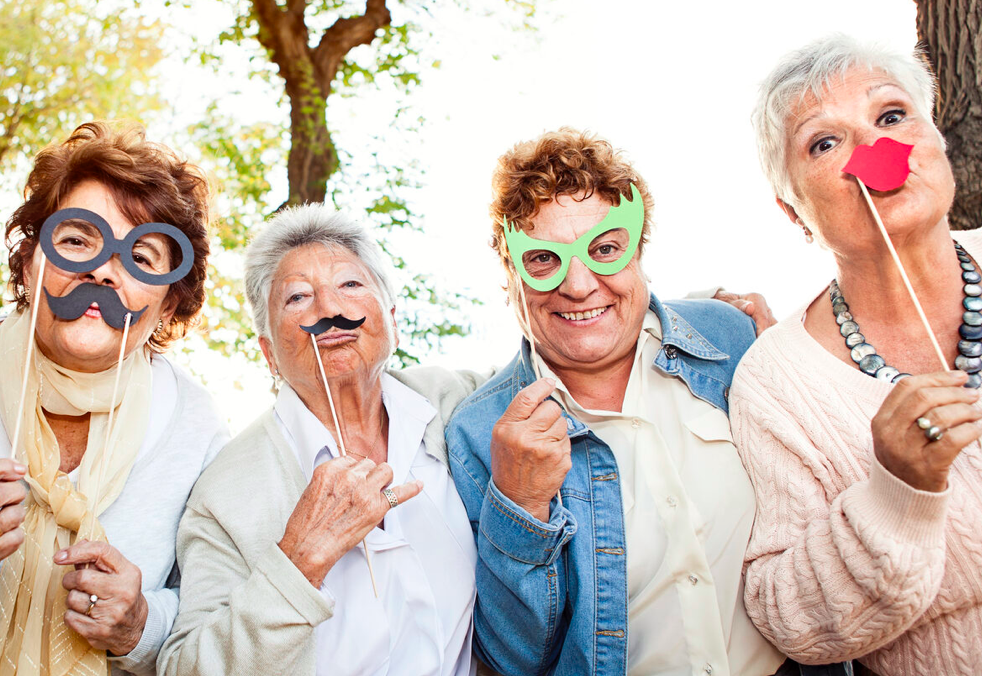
[491,378,571,522]
[56,541,148,656]
[714,289,777,335]
[0,459,27,561]
[872,371,982,492]
[279,456,423,587]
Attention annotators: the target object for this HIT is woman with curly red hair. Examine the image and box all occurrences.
[0,121,226,675]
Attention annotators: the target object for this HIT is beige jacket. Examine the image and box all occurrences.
[157,366,487,676]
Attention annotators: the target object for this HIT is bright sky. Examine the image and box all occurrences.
[3,1,922,432]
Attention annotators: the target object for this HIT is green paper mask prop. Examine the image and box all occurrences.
[502,183,644,292]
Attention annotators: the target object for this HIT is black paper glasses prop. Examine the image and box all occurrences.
[302,318,379,597]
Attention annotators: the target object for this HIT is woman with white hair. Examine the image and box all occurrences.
[157,204,485,675]
[730,35,982,673]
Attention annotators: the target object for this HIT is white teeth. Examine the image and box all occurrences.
[559,307,607,321]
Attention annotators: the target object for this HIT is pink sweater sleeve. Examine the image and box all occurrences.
[730,364,950,664]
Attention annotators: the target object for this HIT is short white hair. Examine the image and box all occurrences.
[245,204,397,339]
[752,34,938,207]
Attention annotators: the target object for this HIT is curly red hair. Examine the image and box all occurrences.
[489,127,654,272]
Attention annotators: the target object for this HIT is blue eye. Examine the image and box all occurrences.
[287,292,305,304]
[810,137,837,156]
[343,280,361,288]
[878,109,905,126]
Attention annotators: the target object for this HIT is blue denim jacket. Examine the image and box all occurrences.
[446,293,756,676]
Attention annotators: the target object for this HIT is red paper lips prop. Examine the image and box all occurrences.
[841,137,913,191]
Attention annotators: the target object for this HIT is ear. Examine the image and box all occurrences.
[258,335,278,376]
[389,305,399,352]
[776,197,801,226]
[159,293,180,326]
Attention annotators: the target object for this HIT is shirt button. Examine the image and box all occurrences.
[666,496,678,508]
[704,665,714,675]
[688,574,699,585]
[631,418,640,429]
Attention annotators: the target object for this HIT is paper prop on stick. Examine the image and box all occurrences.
[503,183,644,292]
[842,139,949,371]
[305,321,380,597]
[842,137,913,192]
[39,207,194,329]
[301,315,366,334]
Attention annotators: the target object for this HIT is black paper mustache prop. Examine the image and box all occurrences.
[44,283,147,329]
[300,315,366,335]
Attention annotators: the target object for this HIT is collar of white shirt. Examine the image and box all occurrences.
[273,372,437,485]
[534,309,661,417]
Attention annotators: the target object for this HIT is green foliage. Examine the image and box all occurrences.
[0,0,168,172]
[185,0,536,367]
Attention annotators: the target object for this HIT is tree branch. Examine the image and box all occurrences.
[311,0,391,89]
[251,0,312,83]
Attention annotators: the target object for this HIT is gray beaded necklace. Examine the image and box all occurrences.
[830,242,982,389]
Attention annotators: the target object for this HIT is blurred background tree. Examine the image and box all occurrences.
[915,0,982,231]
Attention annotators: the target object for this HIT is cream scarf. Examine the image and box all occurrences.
[0,309,151,676]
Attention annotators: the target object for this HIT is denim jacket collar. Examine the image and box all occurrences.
[512,292,733,438]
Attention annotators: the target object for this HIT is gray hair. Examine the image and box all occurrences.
[245,204,397,339]
[752,34,938,207]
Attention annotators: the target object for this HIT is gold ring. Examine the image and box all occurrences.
[85,593,98,616]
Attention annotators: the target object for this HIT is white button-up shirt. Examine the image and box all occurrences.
[274,374,477,676]
[535,311,784,676]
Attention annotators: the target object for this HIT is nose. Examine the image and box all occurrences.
[314,286,348,320]
[82,253,125,288]
[558,256,600,300]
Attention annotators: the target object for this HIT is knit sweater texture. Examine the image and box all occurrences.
[730,231,982,675]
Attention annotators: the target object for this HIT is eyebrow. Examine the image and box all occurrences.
[790,82,906,138]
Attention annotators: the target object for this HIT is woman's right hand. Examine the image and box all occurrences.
[872,370,982,492]
[0,459,27,560]
[278,456,422,587]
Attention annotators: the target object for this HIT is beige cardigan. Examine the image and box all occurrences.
[157,366,486,676]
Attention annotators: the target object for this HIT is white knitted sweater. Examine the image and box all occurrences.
[730,231,982,675]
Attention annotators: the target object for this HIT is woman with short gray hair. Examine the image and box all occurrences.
[729,35,982,673]
[158,204,486,676]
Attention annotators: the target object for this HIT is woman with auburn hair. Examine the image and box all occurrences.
[0,121,226,675]
[730,35,982,674]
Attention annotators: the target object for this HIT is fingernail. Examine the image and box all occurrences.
[416,480,424,489]
[13,463,26,473]
[544,378,556,387]
[54,551,66,562]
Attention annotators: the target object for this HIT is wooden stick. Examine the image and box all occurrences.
[857,179,949,372]
[310,332,379,598]
[10,254,48,467]
[86,312,132,540]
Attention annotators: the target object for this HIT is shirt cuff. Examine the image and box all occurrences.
[479,478,576,566]
[685,286,723,300]
[256,543,335,625]
[849,456,950,545]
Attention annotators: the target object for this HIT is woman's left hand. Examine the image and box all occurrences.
[55,540,148,655]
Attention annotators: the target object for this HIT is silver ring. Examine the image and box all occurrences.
[925,426,944,442]
[381,487,398,509]
[916,417,933,430]
[85,593,98,616]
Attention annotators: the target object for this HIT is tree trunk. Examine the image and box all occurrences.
[916,0,982,231]
[285,77,335,205]
[250,0,391,209]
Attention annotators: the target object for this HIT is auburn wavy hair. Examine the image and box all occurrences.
[5,121,211,352]
[489,127,654,273]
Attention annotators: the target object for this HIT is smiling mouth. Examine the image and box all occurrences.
[557,306,609,321]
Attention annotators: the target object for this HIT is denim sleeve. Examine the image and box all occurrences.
[448,421,576,676]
